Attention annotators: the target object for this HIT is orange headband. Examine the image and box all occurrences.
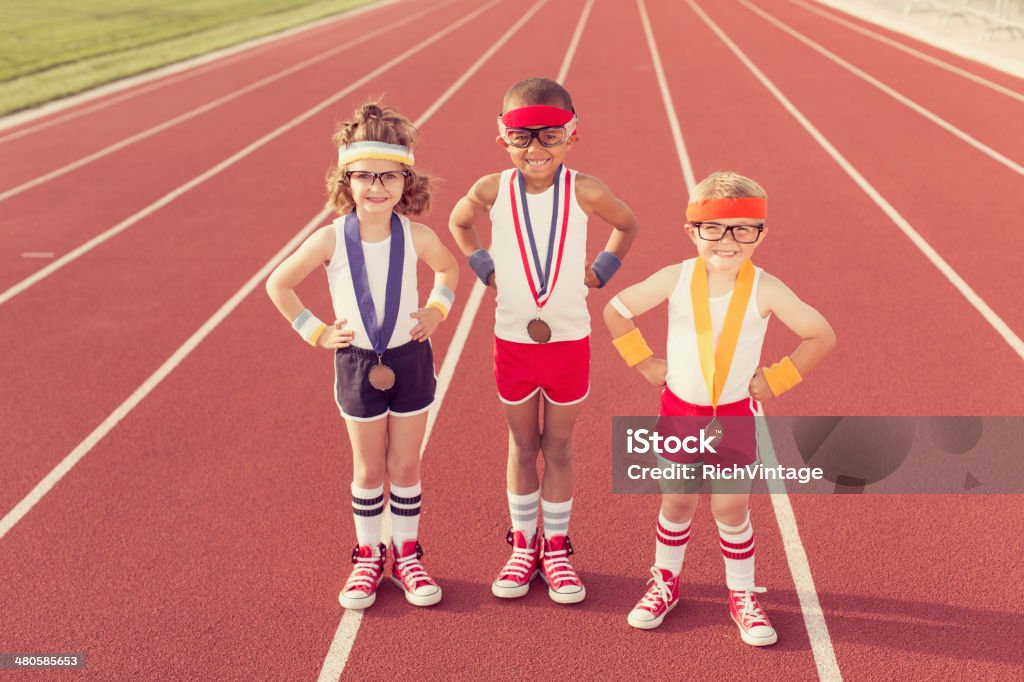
[686,197,767,222]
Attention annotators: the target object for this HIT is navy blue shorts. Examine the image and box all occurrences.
[334,340,436,421]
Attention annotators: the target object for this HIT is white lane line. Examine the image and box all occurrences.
[642,1,842,678]
[637,0,697,192]
[0,207,328,542]
[0,0,500,310]
[0,1,453,203]
[688,0,1024,361]
[756,416,843,682]
[0,0,407,140]
[556,0,594,84]
[318,2,596,678]
[740,0,1024,177]
[791,0,1024,103]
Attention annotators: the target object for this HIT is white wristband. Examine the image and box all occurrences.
[609,295,635,320]
[292,309,328,346]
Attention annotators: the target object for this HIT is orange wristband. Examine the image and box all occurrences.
[761,356,802,396]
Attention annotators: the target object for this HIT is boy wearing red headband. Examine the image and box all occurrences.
[449,78,637,604]
[604,172,834,643]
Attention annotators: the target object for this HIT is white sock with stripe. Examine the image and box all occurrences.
[351,483,384,553]
[508,489,540,542]
[389,482,422,552]
[717,513,755,591]
[542,498,573,539]
[654,512,691,577]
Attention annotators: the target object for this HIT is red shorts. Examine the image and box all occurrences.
[657,388,759,466]
[494,336,590,405]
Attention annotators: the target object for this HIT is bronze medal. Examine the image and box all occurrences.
[705,417,724,449]
[527,317,552,344]
[368,360,396,391]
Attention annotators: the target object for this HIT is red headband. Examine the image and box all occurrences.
[500,105,575,128]
[686,197,767,222]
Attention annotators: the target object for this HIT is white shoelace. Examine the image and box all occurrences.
[501,545,536,579]
[638,567,672,611]
[345,554,382,592]
[734,587,769,626]
[543,548,579,585]
[395,551,432,587]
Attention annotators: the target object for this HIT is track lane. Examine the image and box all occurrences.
[0,0,471,294]
[693,0,1024,340]
[0,0,510,517]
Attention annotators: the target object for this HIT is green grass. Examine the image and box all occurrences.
[0,0,379,117]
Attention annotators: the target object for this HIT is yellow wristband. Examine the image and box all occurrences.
[308,323,328,346]
[426,301,449,320]
[612,328,654,367]
[761,356,802,396]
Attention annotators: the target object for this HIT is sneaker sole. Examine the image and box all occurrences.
[491,570,539,599]
[390,576,442,607]
[539,573,586,604]
[731,614,778,646]
[627,599,678,630]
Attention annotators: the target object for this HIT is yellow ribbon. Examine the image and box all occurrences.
[690,258,755,411]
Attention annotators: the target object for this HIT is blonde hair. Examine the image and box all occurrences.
[326,100,432,215]
[689,171,766,203]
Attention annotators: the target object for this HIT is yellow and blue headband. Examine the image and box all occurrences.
[337,141,415,167]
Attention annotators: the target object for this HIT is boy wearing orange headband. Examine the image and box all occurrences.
[450,78,637,604]
[604,172,835,643]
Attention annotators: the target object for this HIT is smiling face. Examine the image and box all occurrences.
[684,217,766,272]
[496,99,576,190]
[345,159,407,217]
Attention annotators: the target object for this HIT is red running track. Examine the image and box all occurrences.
[0,0,1021,679]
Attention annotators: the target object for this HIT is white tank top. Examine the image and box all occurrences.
[325,214,419,351]
[489,167,590,343]
[665,258,770,405]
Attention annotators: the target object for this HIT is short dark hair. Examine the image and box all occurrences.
[502,77,573,112]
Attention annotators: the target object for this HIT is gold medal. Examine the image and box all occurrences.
[368,358,396,391]
[705,417,724,449]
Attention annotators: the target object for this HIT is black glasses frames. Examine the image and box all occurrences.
[690,222,765,244]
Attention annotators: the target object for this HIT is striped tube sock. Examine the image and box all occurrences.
[508,489,540,542]
[717,513,755,591]
[541,498,573,539]
[389,482,422,550]
[654,512,691,576]
[351,483,385,551]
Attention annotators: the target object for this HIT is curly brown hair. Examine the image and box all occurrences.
[325,100,432,216]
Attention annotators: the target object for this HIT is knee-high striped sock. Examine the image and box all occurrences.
[541,498,572,539]
[654,512,691,577]
[717,513,755,591]
[351,483,384,551]
[389,482,422,550]
[508,489,540,541]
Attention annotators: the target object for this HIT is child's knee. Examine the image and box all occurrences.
[352,463,386,488]
[508,430,541,459]
[661,494,698,521]
[710,496,749,526]
[540,432,572,465]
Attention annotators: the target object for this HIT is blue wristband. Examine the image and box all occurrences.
[468,248,495,285]
[591,251,621,288]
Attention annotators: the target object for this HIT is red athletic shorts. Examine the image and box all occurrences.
[494,336,590,405]
[657,387,759,466]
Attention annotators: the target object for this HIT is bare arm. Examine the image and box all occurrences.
[602,264,680,386]
[408,222,460,341]
[749,273,836,400]
[265,226,355,348]
[576,174,639,287]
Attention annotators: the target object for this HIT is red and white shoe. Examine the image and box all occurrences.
[729,587,778,646]
[627,567,681,629]
[539,535,586,604]
[390,540,442,607]
[491,528,540,599]
[338,543,387,610]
